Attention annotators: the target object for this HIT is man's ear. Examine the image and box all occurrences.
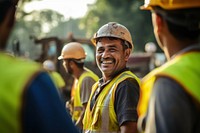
[154,13,164,34]
[124,48,131,61]
[69,60,73,66]
[69,60,76,68]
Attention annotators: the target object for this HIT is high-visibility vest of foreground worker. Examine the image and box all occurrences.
[138,50,200,131]
[0,53,41,132]
[137,0,200,132]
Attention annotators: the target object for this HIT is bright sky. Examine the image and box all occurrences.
[24,0,96,19]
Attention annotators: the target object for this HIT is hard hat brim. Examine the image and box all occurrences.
[91,38,96,46]
[140,5,152,10]
[58,56,64,60]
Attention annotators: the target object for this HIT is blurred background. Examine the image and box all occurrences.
[7,0,166,101]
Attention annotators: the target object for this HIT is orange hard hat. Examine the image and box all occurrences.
[58,42,86,60]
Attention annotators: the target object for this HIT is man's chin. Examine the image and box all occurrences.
[101,69,113,74]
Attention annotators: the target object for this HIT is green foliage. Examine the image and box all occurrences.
[8,0,160,60]
[47,18,86,38]
[81,0,157,52]
[7,9,66,59]
[8,7,88,59]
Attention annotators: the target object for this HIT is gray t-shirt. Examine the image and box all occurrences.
[141,77,200,133]
[80,76,97,104]
[115,78,140,126]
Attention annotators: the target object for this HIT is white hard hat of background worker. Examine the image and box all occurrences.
[91,22,134,51]
[58,42,86,62]
[43,60,55,71]
[145,42,157,53]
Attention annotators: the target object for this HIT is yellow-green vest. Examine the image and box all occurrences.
[49,71,65,89]
[0,53,41,133]
[72,68,99,121]
[138,51,200,116]
[83,71,140,132]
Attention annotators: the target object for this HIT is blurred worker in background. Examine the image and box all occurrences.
[58,42,99,130]
[0,0,79,132]
[43,59,66,97]
[83,22,140,133]
[138,0,200,133]
[145,42,157,71]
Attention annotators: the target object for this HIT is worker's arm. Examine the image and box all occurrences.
[115,78,140,133]
[75,103,87,129]
[76,77,96,129]
[23,72,79,133]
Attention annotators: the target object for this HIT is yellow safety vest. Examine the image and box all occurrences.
[138,51,200,116]
[83,71,140,132]
[72,68,99,121]
[49,71,65,89]
[0,53,41,133]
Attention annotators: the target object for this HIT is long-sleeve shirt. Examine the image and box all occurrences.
[22,72,79,133]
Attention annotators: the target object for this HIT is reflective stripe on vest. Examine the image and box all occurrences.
[138,51,200,116]
[0,53,41,133]
[72,68,99,121]
[83,71,140,132]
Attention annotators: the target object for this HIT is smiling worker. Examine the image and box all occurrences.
[83,22,140,133]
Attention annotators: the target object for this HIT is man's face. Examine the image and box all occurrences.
[96,38,128,79]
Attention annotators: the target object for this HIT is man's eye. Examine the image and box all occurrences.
[97,49,104,53]
[110,49,116,52]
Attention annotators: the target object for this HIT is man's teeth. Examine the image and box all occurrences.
[102,60,112,64]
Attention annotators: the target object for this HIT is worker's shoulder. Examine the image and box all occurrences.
[51,71,62,78]
[1,54,42,73]
[17,58,41,66]
[81,75,97,84]
[119,77,139,87]
[82,68,99,79]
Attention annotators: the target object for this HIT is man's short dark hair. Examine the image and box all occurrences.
[153,6,200,41]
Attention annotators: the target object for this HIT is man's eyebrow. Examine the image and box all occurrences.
[107,45,118,48]
[108,46,117,49]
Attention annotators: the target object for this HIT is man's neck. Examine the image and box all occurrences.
[74,68,85,79]
[102,67,128,83]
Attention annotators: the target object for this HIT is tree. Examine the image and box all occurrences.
[7,9,66,59]
[80,0,156,52]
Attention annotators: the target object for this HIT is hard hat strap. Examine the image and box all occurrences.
[68,58,85,64]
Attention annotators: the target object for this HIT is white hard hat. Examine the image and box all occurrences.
[145,42,157,53]
[43,60,55,71]
[91,22,134,50]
